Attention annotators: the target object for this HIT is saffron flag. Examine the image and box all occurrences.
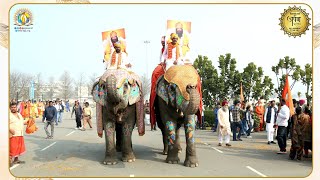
[281,75,295,116]
[240,82,244,103]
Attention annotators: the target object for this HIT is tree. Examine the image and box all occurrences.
[60,71,74,101]
[271,56,302,100]
[217,53,239,101]
[140,74,151,101]
[260,76,274,100]
[10,72,33,101]
[10,71,22,100]
[300,64,312,104]
[193,55,219,108]
[241,63,264,101]
[47,76,56,100]
[34,73,45,100]
[75,72,86,102]
[87,73,98,97]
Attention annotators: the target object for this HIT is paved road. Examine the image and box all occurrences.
[10,110,312,178]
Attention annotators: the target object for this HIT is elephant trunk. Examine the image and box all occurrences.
[184,84,200,115]
[106,75,121,103]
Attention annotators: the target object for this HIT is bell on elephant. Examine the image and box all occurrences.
[92,68,145,165]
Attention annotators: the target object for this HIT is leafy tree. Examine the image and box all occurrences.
[300,64,312,104]
[217,53,239,100]
[193,55,219,108]
[271,56,302,100]
[241,63,264,101]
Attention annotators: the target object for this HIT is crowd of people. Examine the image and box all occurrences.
[211,98,312,161]
[9,98,93,167]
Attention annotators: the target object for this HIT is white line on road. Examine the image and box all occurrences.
[41,142,57,151]
[10,164,19,170]
[66,131,76,136]
[129,174,135,177]
[246,166,267,177]
[211,147,223,153]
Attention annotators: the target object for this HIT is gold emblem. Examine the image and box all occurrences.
[279,6,311,37]
[14,8,33,26]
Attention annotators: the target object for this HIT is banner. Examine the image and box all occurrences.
[166,20,191,62]
[102,28,126,62]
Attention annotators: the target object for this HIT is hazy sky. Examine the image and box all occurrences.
[9,3,313,98]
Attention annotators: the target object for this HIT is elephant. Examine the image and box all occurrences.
[92,69,145,165]
[153,65,201,167]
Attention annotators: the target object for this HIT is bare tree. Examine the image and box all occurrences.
[34,73,45,100]
[75,72,86,102]
[140,74,151,101]
[10,71,22,100]
[59,71,73,101]
[87,73,98,96]
[47,76,56,100]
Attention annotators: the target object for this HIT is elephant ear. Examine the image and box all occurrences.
[92,81,107,106]
[128,80,141,105]
[156,76,169,104]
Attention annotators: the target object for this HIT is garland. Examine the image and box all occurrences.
[167,43,180,60]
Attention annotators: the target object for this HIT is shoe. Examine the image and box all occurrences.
[81,128,86,131]
[13,160,25,164]
[218,143,222,146]
[271,141,276,144]
[267,141,271,145]
[50,136,53,139]
[233,139,237,141]
[246,136,252,138]
[45,136,51,139]
[75,127,79,130]
[55,123,58,126]
[226,143,231,147]
[237,138,243,141]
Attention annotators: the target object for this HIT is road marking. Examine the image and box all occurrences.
[211,147,223,153]
[41,142,57,151]
[246,166,267,177]
[129,174,135,177]
[10,164,19,170]
[66,131,75,136]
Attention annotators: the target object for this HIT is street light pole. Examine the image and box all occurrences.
[143,40,150,78]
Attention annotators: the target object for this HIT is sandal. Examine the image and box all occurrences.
[13,160,25,164]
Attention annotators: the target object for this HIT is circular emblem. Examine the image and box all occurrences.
[279,6,311,37]
[14,8,33,26]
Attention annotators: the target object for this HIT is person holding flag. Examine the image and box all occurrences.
[274,75,295,154]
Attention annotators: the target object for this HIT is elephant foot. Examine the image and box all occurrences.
[184,156,199,168]
[103,157,118,165]
[166,156,180,164]
[122,153,136,163]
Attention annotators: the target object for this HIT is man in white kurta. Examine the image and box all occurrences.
[217,101,232,146]
[264,100,277,144]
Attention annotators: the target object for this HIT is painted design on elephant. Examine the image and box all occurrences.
[166,121,175,145]
[185,116,195,143]
[177,94,184,106]
[157,82,169,104]
[123,124,132,136]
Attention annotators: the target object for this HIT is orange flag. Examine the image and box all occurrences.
[240,82,244,103]
[281,75,295,116]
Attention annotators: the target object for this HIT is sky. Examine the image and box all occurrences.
[8,3,313,99]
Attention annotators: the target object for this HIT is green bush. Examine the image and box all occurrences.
[204,110,215,127]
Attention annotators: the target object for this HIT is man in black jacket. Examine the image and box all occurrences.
[42,101,57,139]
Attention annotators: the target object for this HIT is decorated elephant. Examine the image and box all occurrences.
[92,69,145,165]
[152,65,202,167]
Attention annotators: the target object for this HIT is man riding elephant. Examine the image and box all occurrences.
[92,39,144,165]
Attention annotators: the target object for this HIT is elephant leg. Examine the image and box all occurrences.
[116,123,122,152]
[165,121,180,164]
[176,124,182,153]
[157,118,168,155]
[103,121,117,165]
[121,114,136,162]
[184,115,199,168]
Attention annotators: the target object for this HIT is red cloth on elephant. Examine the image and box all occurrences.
[149,64,203,126]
